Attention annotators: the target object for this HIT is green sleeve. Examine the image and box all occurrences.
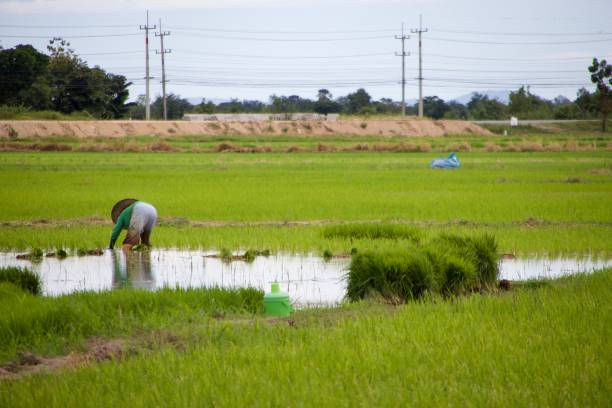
[110,210,130,243]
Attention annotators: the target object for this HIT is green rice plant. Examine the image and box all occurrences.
[0,285,264,359]
[242,249,257,262]
[348,232,499,302]
[347,250,436,302]
[0,267,42,295]
[322,249,333,261]
[430,233,499,287]
[219,248,233,262]
[323,224,422,242]
[426,250,476,295]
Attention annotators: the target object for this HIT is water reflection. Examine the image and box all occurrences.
[0,250,610,307]
[111,250,155,290]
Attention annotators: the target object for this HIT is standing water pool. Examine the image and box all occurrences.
[0,250,610,306]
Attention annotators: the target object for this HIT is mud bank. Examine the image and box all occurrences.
[0,119,491,138]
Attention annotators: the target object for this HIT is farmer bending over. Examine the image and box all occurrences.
[109,199,158,251]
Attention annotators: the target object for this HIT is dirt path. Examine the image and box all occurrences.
[0,119,491,138]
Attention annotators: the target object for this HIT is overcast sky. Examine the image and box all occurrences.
[1,0,611,103]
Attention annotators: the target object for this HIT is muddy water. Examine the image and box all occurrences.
[0,250,610,306]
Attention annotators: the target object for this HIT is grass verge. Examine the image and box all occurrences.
[0,269,610,406]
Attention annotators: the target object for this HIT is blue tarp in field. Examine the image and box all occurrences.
[430,152,460,169]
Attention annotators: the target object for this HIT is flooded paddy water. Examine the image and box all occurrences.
[1,250,611,306]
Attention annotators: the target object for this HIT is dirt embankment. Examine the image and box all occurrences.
[0,119,491,138]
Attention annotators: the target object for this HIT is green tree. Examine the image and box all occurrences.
[588,58,612,132]
[150,94,193,119]
[467,93,508,120]
[268,94,314,114]
[193,98,216,114]
[314,89,340,115]
[574,88,597,118]
[372,98,401,115]
[422,96,448,119]
[0,44,50,107]
[508,86,552,119]
[443,102,468,120]
[344,88,371,114]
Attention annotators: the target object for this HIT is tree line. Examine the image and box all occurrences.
[133,85,603,123]
[1,42,609,129]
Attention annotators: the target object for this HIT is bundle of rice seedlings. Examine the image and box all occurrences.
[0,267,42,295]
[430,233,499,288]
[347,250,436,303]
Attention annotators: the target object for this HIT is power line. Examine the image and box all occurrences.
[423,52,612,62]
[171,31,390,41]
[429,28,612,36]
[0,33,140,39]
[0,24,135,29]
[167,26,397,34]
[175,50,392,59]
[427,36,612,45]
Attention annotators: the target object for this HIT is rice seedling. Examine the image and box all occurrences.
[347,250,437,302]
[323,224,422,242]
[347,232,499,302]
[0,267,41,295]
[322,249,333,261]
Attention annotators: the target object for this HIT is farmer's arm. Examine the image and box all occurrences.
[109,212,129,249]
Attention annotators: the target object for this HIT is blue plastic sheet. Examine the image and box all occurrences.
[430,152,460,169]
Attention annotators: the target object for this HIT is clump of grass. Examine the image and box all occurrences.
[347,233,499,302]
[243,249,257,262]
[430,233,499,288]
[219,248,233,262]
[360,122,368,129]
[323,224,422,242]
[16,247,44,261]
[485,142,502,152]
[0,267,42,295]
[214,142,243,153]
[47,248,68,259]
[322,249,333,261]
[347,250,436,303]
[147,141,176,152]
[447,142,472,152]
[8,127,18,139]
[317,143,336,152]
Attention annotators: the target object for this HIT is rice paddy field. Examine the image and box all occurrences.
[0,124,611,406]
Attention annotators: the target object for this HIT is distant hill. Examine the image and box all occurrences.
[451,90,511,105]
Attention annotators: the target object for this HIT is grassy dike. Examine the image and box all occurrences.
[0,269,610,406]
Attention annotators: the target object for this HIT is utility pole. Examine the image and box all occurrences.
[395,23,410,116]
[139,10,156,121]
[411,15,428,118]
[156,19,171,120]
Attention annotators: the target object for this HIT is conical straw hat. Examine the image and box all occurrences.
[111,198,138,223]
